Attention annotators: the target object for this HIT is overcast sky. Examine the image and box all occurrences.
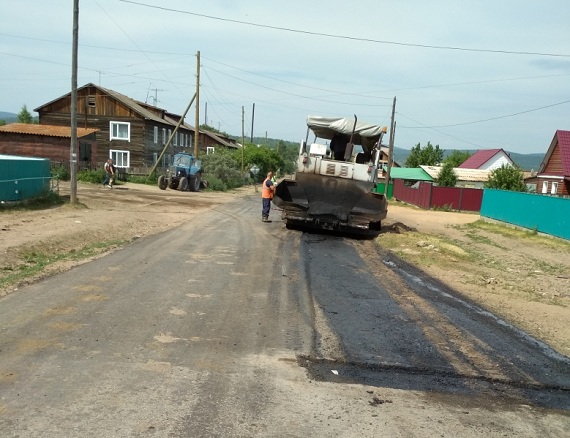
[1,0,569,154]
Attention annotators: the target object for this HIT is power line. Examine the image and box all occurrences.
[202,64,392,107]
[402,100,570,129]
[202,56,393,100]
[119,0,570,58]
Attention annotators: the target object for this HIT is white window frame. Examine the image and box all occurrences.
[541,181,549,194]
[207,147,215,155]
[153,126,158,144]
[162,128,166,145]
[110,149,130,168]
[110,121,130,141]
[551,181,558,195]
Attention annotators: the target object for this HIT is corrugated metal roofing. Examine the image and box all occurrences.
[0,154,49,161]
[0,123,98,138]
[421,165,491,182]
[388,167,433,181]
[458,149,503,169]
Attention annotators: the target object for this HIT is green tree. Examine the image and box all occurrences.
[201,148,243,189]
[405,141,444,167]
[17,105,33,124]
[485,164,526,192]
[275,140,298,174]
[444,150,471,167]
[436,161,458,187]
[237,144,284,182]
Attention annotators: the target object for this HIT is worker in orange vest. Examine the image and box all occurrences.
[261,171,275,222]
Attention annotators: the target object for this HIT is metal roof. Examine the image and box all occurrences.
[421,165,491,182]
[388,167,433,181]
[458,148,511,169]
[0,153,49,161]
[0,123,98,138]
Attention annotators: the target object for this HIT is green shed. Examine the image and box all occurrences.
[0,154,51,202]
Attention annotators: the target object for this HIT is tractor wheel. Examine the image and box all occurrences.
[178,177,188,191]
[189,174,201,192]
[158,175,167,190]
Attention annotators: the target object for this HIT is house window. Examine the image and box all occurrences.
[174,131,178,146]
[110,121,130,141]
[87,96,96,107]
[551,182,558,195]
[162,128,166,145]
[541,181,549,194]
[207,147,215,155]
[153,126,158,144]
[153,152,158,163]
[110,149,130,168]
[181,133,185,147]
[168,129,172,143]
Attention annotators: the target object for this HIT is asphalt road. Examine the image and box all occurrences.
[1,193,569,437]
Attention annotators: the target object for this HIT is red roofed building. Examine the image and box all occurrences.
[537,130,570,196]
[0,123,98,165]
[458,148,515,170]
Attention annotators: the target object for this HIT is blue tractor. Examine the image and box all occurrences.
[158,153,202,192]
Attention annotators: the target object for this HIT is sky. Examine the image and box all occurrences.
[1,0,569,154]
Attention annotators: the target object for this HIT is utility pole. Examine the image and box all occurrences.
[204,102,207,126]
[241,106,245,175]
[70,0,79,204]
[194,50,200,158]
[384,96,397,197]
[250,103,255,144]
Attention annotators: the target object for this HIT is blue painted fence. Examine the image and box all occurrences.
[481,189,570,240]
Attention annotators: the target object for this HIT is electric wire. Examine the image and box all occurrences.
[119,0,570,58]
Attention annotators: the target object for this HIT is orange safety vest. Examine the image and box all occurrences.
[261,178,274,199]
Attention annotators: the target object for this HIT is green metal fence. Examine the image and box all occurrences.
[480,189,570,240]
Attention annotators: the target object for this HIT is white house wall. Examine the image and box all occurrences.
[481,152,513,170]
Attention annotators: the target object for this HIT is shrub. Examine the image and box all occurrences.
[128,172,158,185]
[51,165,70,181]
[204,176,228,191]
[77,169,106,184]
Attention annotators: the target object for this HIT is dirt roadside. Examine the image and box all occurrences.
[379,201,570,356]
[1,181,569,357]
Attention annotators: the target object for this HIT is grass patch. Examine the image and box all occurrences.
[379,231,473,265]
[463,220,570,250]
[378,229,509,274]
[0,240,124,291]
[127,172,158,185]
[463,229,506,249]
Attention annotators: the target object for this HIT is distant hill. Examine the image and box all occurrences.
[392,147,543,171]
[0,111,18,123]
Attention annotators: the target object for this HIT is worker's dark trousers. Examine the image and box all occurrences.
[262,198,271,218]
